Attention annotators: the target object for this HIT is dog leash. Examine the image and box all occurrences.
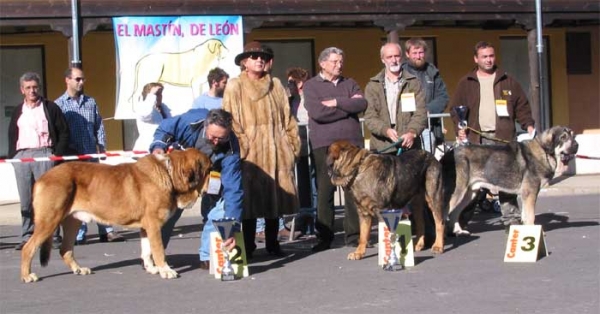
[466,127,511,144]
[377,141,403,155]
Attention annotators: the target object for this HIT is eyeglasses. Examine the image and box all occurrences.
[206,133,229,143]
[71,77,85,82]
[249,54,271,62]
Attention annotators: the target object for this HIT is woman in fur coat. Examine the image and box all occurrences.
[223,41,300,258]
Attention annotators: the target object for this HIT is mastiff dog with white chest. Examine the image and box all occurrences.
[445,126,579,235]
[327,140,446,261]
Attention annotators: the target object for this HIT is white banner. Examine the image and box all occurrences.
[112,16,243,119]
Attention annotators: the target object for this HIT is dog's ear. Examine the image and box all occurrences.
[328,141,344,161]
[539,127,557,153]
[169,149,212,193]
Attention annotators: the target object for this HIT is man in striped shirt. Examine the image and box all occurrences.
[55,67,125,245]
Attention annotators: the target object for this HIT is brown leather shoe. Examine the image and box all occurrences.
[199,260,210,270]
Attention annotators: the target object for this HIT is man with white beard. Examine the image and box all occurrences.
[364,42,427,155]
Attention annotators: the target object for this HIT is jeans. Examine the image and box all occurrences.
[256,218,285,233]
[199,199,225,261]
[76,223,114,241]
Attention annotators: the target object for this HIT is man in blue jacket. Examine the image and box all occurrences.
[150,108,243,270]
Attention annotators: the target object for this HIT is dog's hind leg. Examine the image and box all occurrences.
[411,194,427,252]
[448,190,476,236]
[60,215,91,276]
[20,222,57,283]
[425,175,445,254]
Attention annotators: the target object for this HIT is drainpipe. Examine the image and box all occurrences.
[71,0,82,68]
[535,0,546,130]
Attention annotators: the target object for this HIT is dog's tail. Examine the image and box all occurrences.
[40,237,52,267]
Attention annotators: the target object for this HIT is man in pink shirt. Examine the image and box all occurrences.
[8,72,70,250]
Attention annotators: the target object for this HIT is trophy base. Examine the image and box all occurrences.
[221,271,237,281]
[382,263,404,271]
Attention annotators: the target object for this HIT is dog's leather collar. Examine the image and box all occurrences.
[344,151,370,188]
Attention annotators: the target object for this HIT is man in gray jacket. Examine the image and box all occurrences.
[364,42,427,154]
[401,38,449,153]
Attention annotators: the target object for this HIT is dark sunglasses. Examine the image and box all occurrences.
[71,77,85,82]
[249,54,271,61]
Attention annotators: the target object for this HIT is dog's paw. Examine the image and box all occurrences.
[145,265,159,275]
[21,273,39,283]
[347,251,365,260]
[158,266,179,279]
[431,245,444,254]
[74,267,92,275]
[414,238,425,252]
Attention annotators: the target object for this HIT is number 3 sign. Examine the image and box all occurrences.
[503,225,548,263]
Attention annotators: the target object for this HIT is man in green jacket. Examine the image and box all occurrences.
[364,42,427,154]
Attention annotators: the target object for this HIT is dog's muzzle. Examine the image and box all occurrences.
[560,140,579,165]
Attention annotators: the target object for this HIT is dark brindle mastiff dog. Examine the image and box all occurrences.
[327,140,446,260]
[445,126,579,235]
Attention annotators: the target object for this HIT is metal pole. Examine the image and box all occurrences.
[535,0,546,129]
[71,0,82,68]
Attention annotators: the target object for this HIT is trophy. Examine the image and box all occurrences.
[212,217,238,281]
[453,106,469,145]
[381,209,403,271]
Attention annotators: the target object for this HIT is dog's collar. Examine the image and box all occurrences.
[344,152,370,187]
[534,136,554,167]
[165,156,173,179]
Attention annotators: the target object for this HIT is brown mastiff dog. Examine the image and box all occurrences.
[327,140,446,260]
[445,126,579,235]
[20,149,211,283]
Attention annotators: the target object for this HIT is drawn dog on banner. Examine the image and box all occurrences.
[443,126,579,236]
[129,38,228,105]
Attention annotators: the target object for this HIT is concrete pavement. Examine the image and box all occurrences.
[0,174,598,314]
[1,174,598,225]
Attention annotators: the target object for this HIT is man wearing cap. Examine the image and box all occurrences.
[223,41,300,259]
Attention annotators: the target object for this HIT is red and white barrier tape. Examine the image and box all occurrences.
[0,151,149,163]
[576,154,600,160]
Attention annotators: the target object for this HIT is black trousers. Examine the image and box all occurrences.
[242,218,280,255]
[312,146,359,245]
